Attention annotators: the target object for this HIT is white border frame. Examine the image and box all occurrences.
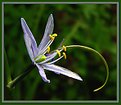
[2,2,119,103]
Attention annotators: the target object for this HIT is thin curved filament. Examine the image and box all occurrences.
[66,45,109,92]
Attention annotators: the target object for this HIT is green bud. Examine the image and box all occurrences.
[34,55,47,63]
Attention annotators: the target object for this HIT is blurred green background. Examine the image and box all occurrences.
[4,4,117,100]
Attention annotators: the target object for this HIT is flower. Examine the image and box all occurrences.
[21,14,83,83]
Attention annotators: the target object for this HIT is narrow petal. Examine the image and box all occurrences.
[23,34,34,61]
[35,63,50,83]
[21,18,38,58]
[38,14,54,52]
[43,64,83,81]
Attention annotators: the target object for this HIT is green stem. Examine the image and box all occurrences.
[7,64,35,89]
[66,45,109,92]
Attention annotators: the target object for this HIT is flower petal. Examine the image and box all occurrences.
[43,64,83,81]
[21,18,38,58]
[35,63,50,83]
[23,34,34,61]
[38,14,54,52]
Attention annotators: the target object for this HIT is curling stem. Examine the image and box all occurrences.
[66,45,109,92]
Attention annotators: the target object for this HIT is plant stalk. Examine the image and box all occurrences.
[7,64,35,89]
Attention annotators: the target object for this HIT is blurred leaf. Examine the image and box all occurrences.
[4,49,12,84]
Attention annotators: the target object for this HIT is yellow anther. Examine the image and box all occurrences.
[49,35,55,40]
[63,52,67,59]
[63,45,66,52]
[52,33,57,37]
[56,50,61,57]
[47,46,50,53]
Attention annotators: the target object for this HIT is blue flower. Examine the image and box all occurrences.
[21,14,83,83]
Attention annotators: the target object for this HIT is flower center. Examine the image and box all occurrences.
[35,34,67,64]
[34,55,47,63]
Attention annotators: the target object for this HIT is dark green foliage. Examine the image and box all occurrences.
[4,4,117,100]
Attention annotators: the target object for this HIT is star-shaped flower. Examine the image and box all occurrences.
[21,14,83,83]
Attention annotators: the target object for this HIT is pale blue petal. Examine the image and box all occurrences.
[38,14,54,52]
[21,18,38,58]
[43,64,83,81]
[35,63,50,83]
[24,34,34,61]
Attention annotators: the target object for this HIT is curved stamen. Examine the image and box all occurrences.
[47,46,50,53]
[38,34,58,56]
[52,33,57,37]
[63,45,66,52]
[49,35,55,40]
[56,50,61,57]
[62,52,67,59]
[38,40,53,55]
